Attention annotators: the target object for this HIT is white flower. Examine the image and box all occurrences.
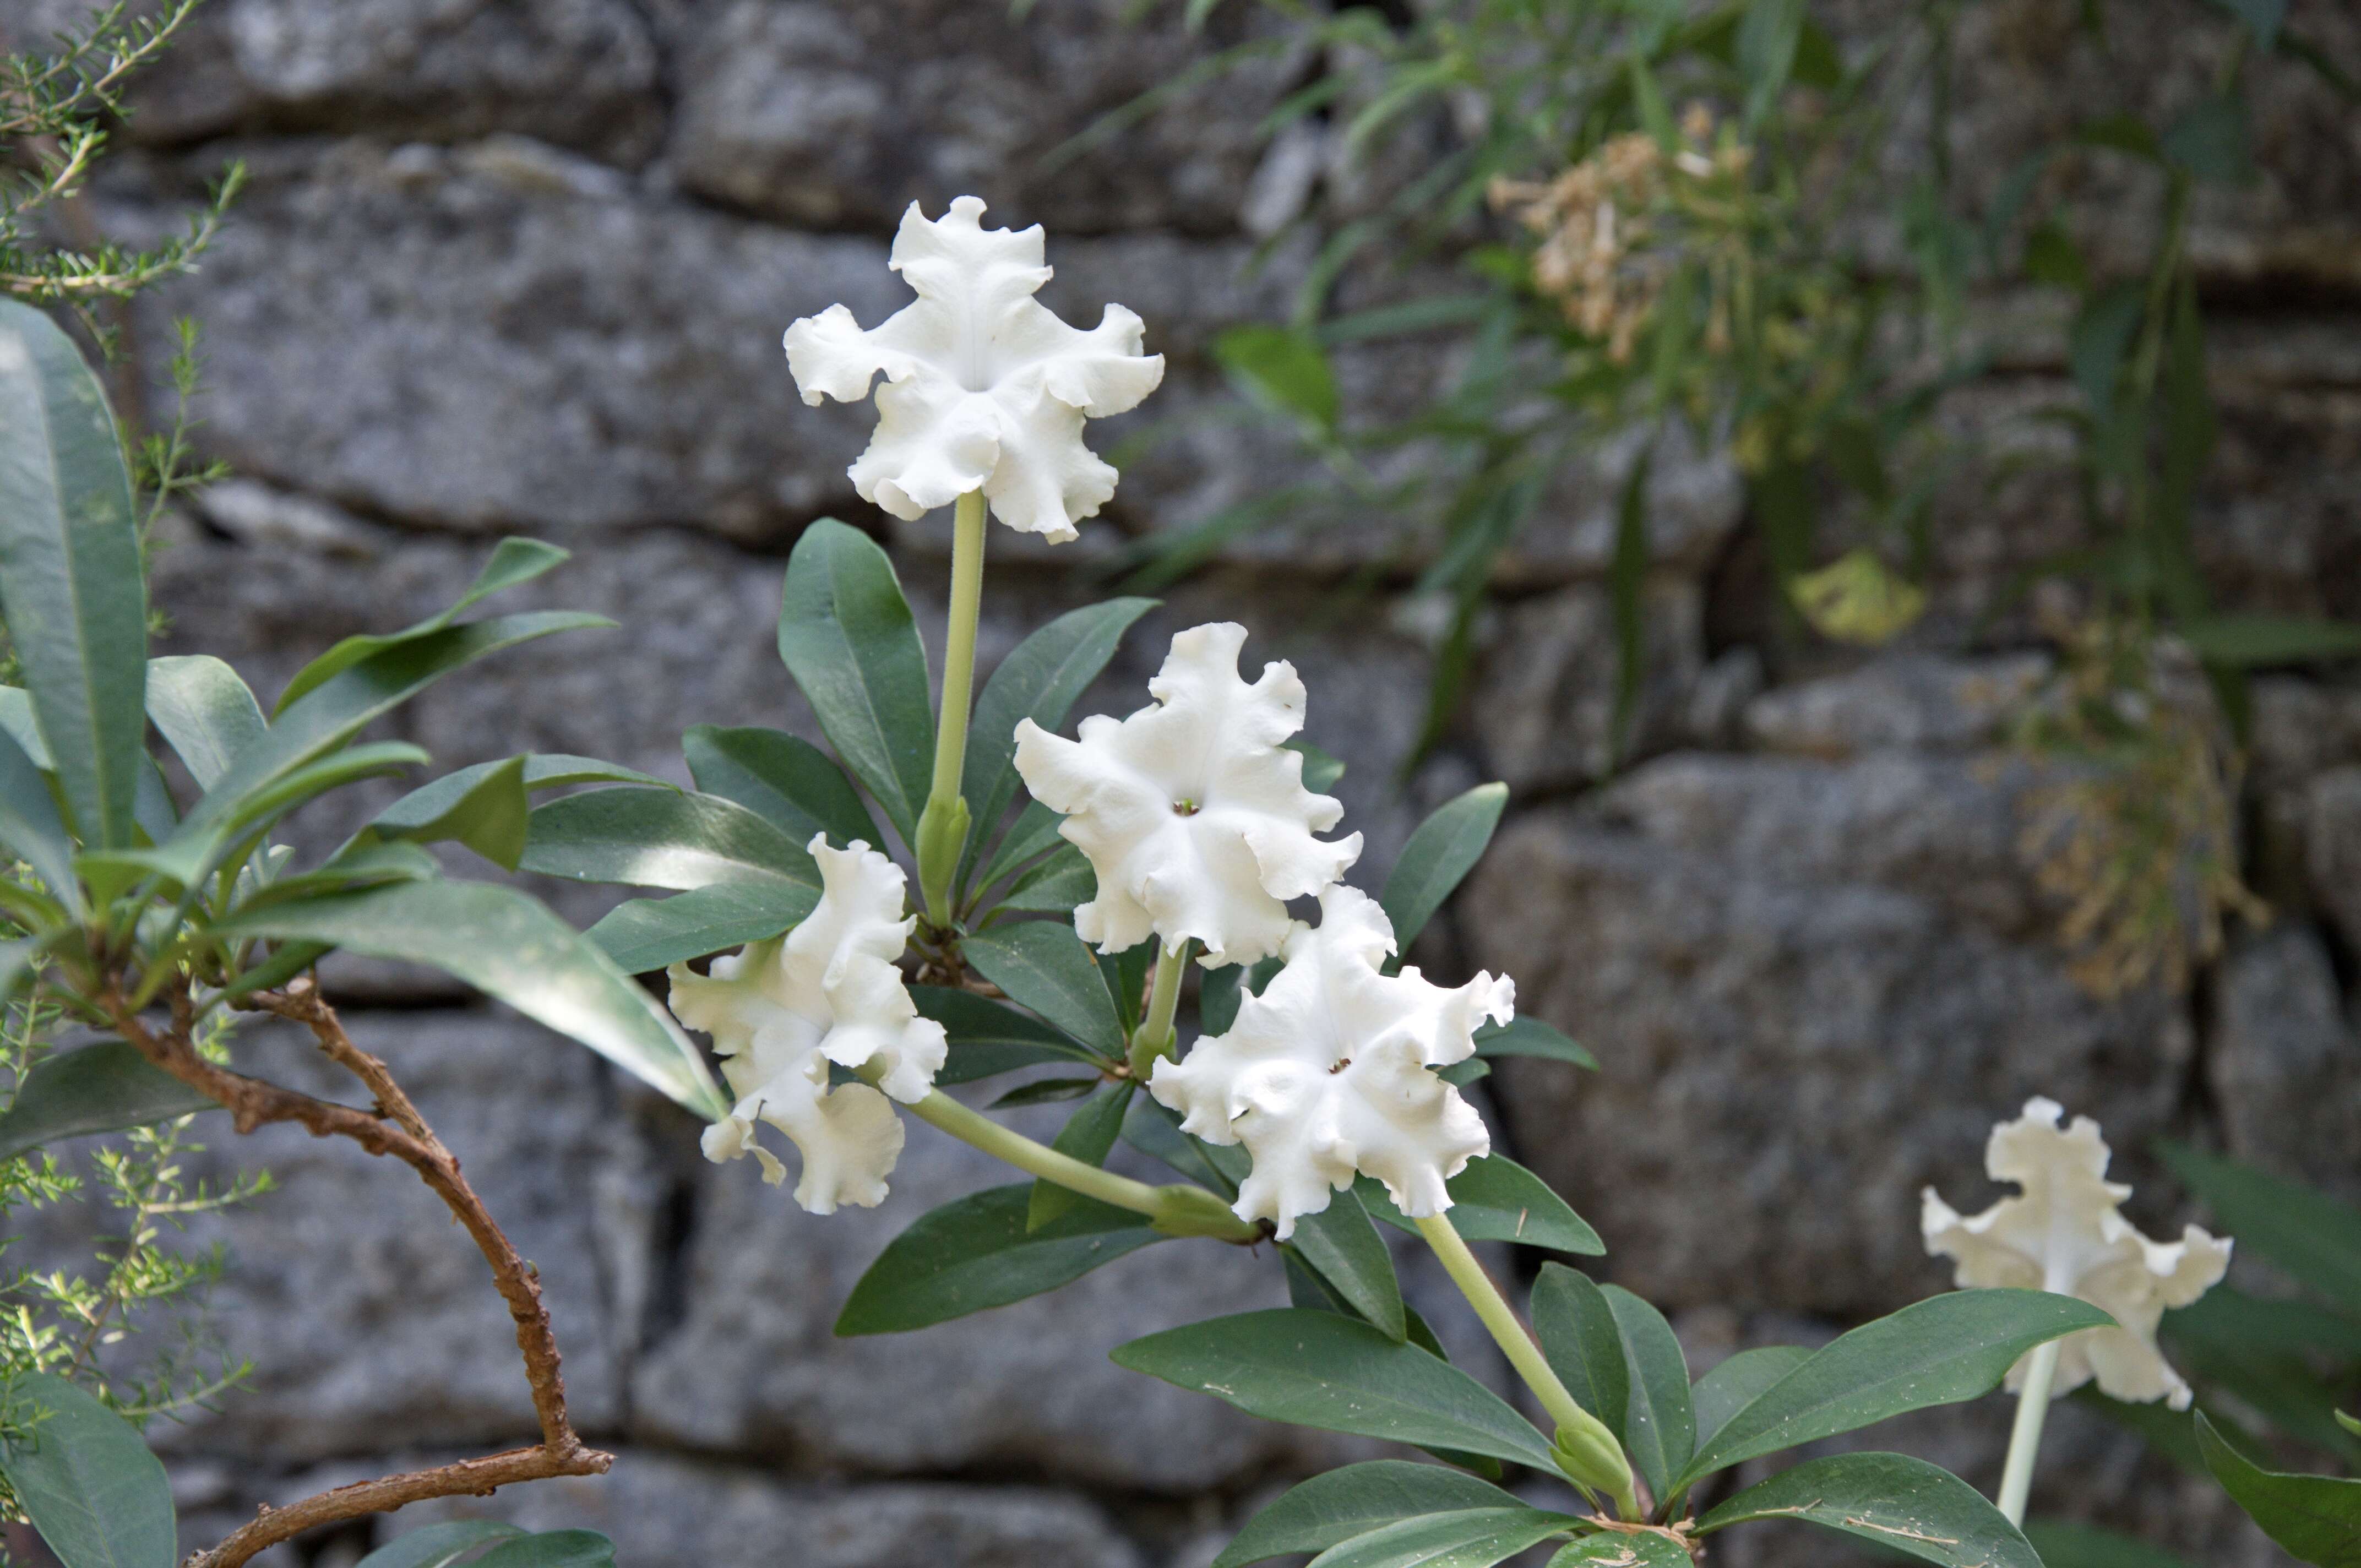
[1149,885,1511,1239]
[667,836,947,1214]
[1923,1096,2232,1411]
[782,195,1166,543]
[1011,622,1362,967]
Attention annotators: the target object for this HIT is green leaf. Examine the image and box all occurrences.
[184,611,609,846]
[1673,1289,2115,1489]
[2079,114,2162,161]
[520,786,819,893]
[2022,221,2090,292]
[1690,1347,1809,1447]
[995,842,1097,914]
[2176,614,2361,669]
[1380,783,1508,951]
[377,754,530,870]
[1030,1080,1135,1229]
[989,1075,1101,1107]
[1216,1461,1527,1568]
[976,800,1068,893]
[585,882,817,974]
[2157,1141,2361,1306]
[0,725,79,911]
[1549,1536,1688,1566]
[836,1183,1164,1334]
[1603,1286,1691,1502]
[1359,1156,1603,1256]
[2022,1520,2200,1568]
[683,725,879,851]
[1217,325,1339,435]
[959,598,1155,891]
[2208,0,2286,50]
[465,1531,616,1568]
[1111,1308,1561,1470]
[227,841,441,914]
[2162,95,2250,184]
[1530,1264,1628,1435]
[214,880,727,1119]
[2166,1288,2361,1462]
[1736,0,1805,128]
[1696,1451,2041,1567]
[962,922,1125,1058]
[0,1371,176,1568]
[274,538,570,713]
[776,519,934,845]
[0,686,52,767]
[0,301,147,852]
[912,984,1103,1082]
[1287,739,1346,793]
[0,1041,216,1163]
[145,656,265,790]
[1122,1094,1237,1194]
[355,1521,527,1568]
[1291,1186,1408,1341]
[1304,1507,1581,1568]
[2198,1409,2361,1565]
[1472,1017,1597,1071]
[2343,1410,2361,1441]
[2071,284,2146,424]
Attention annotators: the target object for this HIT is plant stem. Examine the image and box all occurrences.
[903,1086,1261,1242]
[1995,1337,2061,1526]
[1128,938,1190,1077]
[1413,1213,1640,1520]
[916,489,989,925]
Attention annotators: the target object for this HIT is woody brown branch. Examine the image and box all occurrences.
[100,979,612,1568]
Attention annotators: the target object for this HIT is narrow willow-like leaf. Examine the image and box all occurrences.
[2197,1411,2361,1567]
[0,300,148,851]
[1603,1285,1691,1502]
[1530,1264,1628,1435]
[1290,1185,1408,1341]
[1029,1079,1134,1230]
[145,655,265,789]
[521,786,818,893]
[836,1183,1163,1334]
[0,1041,216,1163]
[1379,782,1508,950]
[963,921,1125,1058]
[1472,1017,1597,1070]
[683,724,879,850]
[585,883,817,974]
[1216,1462,1528,1568]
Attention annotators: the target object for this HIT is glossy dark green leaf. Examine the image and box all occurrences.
[2198,1410,2361,1566]
[465,1531,616,1568]
[0,299,148,853]
[378,754,530,870]
[1690,1346,1809,1448]
[963,921,1125,1058]
[995,842,1097,913]
[2022,1520,2199,1568]
[1359,1156,1603,1256]
[1217,325,1339,434]
[1547,1535,1688,1567]
[1380,783,1507,950]
[988,1075,1102,1108]
[1112,1308,1560,1469]
[0,726,78,910]
[1674,1289,2115,1488]
[1305,1507,1581,1568]
[275,537,570,713]
[0,1371,176,1568]
[521,786,818,894]
[0,1041,215,1163]
[227,841,441,916]
[1122,1095,1236,1194]
[2166,1288,2361,1462]
[959,597,1155,890]
[1696,1452,2042,1567]
[683,724,879,850]
[1285,738,1346,793]
[376,754,667,839]
[1030,1080,1135,1229]
[355,1521,527,1568]
[586,882,817,974]
[0,685,48,767]
[1603,1285,1690,1501]
[975,799,1068,894]
[1435,1058,1489,1088]
[1530,1264,1628,1435]
[912,984,1103,1082]
[1216,1461,1527,1568]
[1471,1017,1597,1071]
[1291,1186,1407,1341]
[776,519,934,845]
[836,1183,1164,1334]
[145,656,265,790]
[2158,1141,2361,1307]
[215,880,727,1119]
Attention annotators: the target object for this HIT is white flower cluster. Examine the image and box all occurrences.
[1016,623,1515,1240]
[1924,1097,2232,1410]
[670,837,945,1215]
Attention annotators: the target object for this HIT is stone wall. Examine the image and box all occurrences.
[29,1,2361,1564]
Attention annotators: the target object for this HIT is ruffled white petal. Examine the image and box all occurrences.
[780,195,1164,542]
[1922,1097,2232,1409]
[667,836,945,1212]
[1149,885,1510,1238]
[1013,623,1363,966]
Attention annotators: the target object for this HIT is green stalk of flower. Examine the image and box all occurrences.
[915,489,988,927]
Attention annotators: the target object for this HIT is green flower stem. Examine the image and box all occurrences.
[1127,938,1192,1077]
[916,488,989,926]
[1413,1212,1640,1521]
[903,1085,1261,1243]
[1995,1337,2061,1526]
